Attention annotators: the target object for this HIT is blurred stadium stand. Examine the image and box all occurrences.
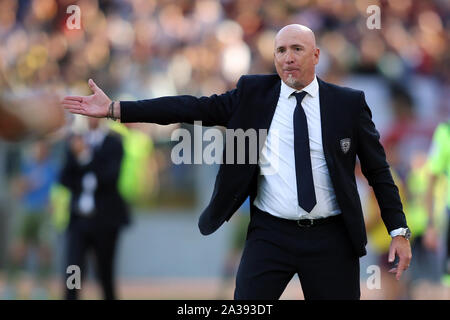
[0,0,448,299]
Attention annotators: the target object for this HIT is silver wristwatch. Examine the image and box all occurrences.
[397,227,412,241]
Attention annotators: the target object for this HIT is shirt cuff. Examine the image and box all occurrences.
[389,227,405,238]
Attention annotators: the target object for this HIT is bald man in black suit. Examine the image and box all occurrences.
[62,24,411,300]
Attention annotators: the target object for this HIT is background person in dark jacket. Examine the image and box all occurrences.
[60,117,129,300]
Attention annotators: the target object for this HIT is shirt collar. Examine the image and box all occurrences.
[280,75,319,99]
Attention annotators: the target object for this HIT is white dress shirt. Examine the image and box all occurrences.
[253,76,341,220]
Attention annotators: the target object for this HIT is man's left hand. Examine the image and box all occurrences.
[388,236,412,281]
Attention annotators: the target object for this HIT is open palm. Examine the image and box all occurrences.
[62,79,111,118]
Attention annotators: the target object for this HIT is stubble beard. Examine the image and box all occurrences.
[285,74,300,89]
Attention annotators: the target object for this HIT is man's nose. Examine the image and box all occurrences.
[285,51,294,64]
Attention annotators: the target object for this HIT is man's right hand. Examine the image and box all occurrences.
[62,79,111,118]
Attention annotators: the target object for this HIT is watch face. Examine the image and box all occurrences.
[405,228,411,239]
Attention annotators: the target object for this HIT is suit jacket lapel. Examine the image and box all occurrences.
[257,80,281,132]
[254,78,281,161]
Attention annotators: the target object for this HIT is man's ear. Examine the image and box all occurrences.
[314,47,320,65]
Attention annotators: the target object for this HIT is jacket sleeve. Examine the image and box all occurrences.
[356,92,408,233]
[120,77,244,127]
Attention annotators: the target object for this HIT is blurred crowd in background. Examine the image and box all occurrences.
[0,0,449,299]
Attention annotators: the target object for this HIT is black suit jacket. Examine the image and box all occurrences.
[121,74,408,257]
[60,132,130,230]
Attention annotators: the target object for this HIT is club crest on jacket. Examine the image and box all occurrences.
[340,138,351,154]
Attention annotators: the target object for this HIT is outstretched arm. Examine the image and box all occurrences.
[62,78,243,127]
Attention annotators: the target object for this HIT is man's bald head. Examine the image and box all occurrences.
[275,24,317,49]
[274,24,319,89]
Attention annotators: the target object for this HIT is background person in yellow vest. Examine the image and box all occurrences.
[404,151,447,298]
[108,122,159,208]
[50,184,71,234]
[424,121,450,287]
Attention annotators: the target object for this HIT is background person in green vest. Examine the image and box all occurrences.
[424,121,450,286]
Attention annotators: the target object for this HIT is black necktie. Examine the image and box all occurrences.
[293,91,317,212]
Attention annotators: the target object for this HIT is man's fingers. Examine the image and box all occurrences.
[388,246,396,263]
[64,108,84,114]
[62,101,82,109]
[388,267,405,280]
[395,255,411,280]
[62,101,81,108]
[63,104,85,114]
[396,268,404,281]
[68,109,90,116]
[63,96,84,102]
